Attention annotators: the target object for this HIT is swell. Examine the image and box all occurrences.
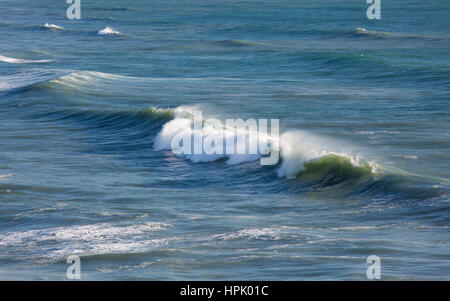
[0,70,69,95]
[292,51,450,86]
[0,70,147,96]
[345,28,446,41]
[212,39,262,47]
[31,107,173,135]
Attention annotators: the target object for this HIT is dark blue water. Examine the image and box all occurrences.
[0,0,449,280]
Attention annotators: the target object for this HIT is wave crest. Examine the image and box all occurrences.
[276,130,375,180]
[44,23,64,30]
[353,27,390,38]
[0,70,69,93]
[98,27,121,36]
[153,106,273,164]
[0,54,53,64]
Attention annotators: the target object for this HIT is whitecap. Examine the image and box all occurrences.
[44,23,64,30]
[97,27,121,36]
[0,54,53,64]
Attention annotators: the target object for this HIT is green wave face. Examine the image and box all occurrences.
[296,154,374,185]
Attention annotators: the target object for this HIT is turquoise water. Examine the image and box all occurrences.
[0,0,449,280]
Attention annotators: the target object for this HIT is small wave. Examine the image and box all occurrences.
[27,106,174,141]
[0,70,69,93]
[214,39,260,47]
[353,27,390,38]
[90,6,134,11]
[351,28,436,40]
[97,27,121,36]
[48,71,152,95]
[54,70,141,85]
[42,71,207,97]
[0,174,13,180]
[43,23,64,31]
[0,54,53,64]
[392,154,419,160]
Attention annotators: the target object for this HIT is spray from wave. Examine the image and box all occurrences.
[153,106,275,165]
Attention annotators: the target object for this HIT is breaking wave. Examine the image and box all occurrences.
[153,106,379,184]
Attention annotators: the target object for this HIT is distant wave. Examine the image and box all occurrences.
[0,54,53,64]
[43,23,64,31]
[0,174,13,180]
[90,6,135,11]
[350,28,438,40]
[97,27,121,36]
[0,69,205,95]
[213,39,261,47]
[353,27,390,38]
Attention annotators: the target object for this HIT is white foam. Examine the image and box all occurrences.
[0,221,171,261]
[0,55,53,64]
[97,27,121,36]
[153,106,274,165]
[212,228,281,240]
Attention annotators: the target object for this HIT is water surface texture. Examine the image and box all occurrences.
[0,0,449,280]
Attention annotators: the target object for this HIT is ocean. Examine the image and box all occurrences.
[0,0,449,280]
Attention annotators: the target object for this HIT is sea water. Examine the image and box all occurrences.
[0,0,449,280]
